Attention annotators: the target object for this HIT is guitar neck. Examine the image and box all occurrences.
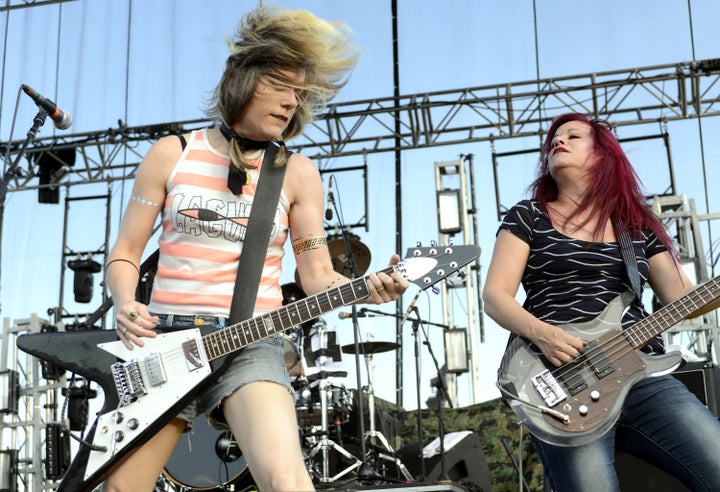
[201,265,395,361]
[627,276,720,348]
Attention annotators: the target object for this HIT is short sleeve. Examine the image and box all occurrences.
[644,228,668,259]
[498,200,537,245]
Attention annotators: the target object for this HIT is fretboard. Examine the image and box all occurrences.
[625,276,720,349]
[201,265,396,360]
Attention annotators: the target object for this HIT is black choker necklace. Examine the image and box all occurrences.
[219,123,267,151]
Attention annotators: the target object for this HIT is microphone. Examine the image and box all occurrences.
[400,290,422,325]
[325,176,334,221]
[21,84,72,130]
[338,311,375,319]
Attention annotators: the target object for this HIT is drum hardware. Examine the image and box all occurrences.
[294,234,371,289]
[341,343,413,482]
[326,233,371,278]
[162,414,250,491]
[282,325,303,374]
[300,320,362,483]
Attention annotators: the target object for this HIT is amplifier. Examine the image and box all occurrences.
[615,360,720,491]
[672,361,720,417]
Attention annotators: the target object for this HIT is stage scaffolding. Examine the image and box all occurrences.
[1,58,720,489]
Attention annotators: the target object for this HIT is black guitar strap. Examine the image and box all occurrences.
[614,219,643,300]
[228,141,288,324]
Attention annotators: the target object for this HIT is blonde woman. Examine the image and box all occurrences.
[103,6,407,491]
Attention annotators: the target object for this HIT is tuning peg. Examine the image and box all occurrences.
[430,240,438,247]
[445,278,454,287]
[457,270,467,280]
[431,285,440,295]
[416,241,422,247]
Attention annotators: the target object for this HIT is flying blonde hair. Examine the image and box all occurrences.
[207,4,359,169]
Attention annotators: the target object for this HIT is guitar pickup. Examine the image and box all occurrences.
[144,352,168,387]
[583,341,615,378]
[112,360,147,403]
[557,371,588,396]
[532,369,567,407]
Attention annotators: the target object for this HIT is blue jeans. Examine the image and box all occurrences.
[534,374,720,491]
[153,313,292,429]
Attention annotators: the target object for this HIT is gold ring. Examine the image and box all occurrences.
[377,286,385,292]
[128,311,139,320]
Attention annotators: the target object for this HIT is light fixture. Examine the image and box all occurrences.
[40,324,65,380]
[0,371,19,414]
[436,188,463,235]
[45,424,70,479]
[68,255,102,303]
[35,147,76,204]
[444,328,469,374]
[62,383,97,431]
[0,449,17,492]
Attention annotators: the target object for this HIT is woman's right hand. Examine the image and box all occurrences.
[532,322,588,367]
[114,301,159,349]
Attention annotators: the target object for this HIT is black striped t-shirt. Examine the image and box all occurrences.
[499,200,667,352]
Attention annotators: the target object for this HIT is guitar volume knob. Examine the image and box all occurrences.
[590,390,600,401]
[578,404,589,416]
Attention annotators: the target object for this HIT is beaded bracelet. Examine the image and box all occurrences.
[105,258,141,276]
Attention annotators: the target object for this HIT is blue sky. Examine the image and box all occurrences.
[1,0,719,412]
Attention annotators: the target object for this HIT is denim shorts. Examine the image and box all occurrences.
[153,313,292,430]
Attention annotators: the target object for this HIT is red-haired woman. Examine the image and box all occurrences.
[483,112,720,491]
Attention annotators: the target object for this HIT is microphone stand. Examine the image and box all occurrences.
[328,199,376,480]
[359,307,450,331]
[0,110,47,207]
[422,320,453,483]
[409,314,427,482]
[0,110,48,321]
[361,306,453,483]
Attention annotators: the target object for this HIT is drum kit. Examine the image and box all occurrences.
[158,234,412,491]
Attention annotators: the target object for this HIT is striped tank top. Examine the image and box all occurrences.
[148,128,289,317]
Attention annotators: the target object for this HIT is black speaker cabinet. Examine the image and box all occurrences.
[672,361,720,417]
[398,432,491,492]
[614,361,720,491]
[616,450,689,492]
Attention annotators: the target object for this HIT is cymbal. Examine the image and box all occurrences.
[341,341,399,355]
[327,234,371,277]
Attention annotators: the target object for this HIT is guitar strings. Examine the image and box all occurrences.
[544,278,719,395]
[127,271,385,375]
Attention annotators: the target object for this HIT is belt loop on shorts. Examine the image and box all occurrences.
[166,314,175,326]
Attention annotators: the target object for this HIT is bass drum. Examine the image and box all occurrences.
[163,414,253,490]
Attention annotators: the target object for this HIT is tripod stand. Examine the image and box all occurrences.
[358,347,413,482]
[302,321,361,483]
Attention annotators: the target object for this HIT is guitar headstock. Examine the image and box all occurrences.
[398,244,480,289]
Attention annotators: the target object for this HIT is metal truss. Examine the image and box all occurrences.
[3,58,720,195]
[0,0,78,12]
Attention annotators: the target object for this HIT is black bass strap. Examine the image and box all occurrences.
[614,220,643,300]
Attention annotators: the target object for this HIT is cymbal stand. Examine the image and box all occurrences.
[325,178,373,479]
[304,321,361,483]
[362,352,413,481]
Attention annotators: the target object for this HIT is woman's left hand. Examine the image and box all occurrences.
[365,254,408,304]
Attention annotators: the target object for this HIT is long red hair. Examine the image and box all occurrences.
[529,112,676,253]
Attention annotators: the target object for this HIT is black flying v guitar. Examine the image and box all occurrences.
[17,244,480,491]
[497,275,720,447]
